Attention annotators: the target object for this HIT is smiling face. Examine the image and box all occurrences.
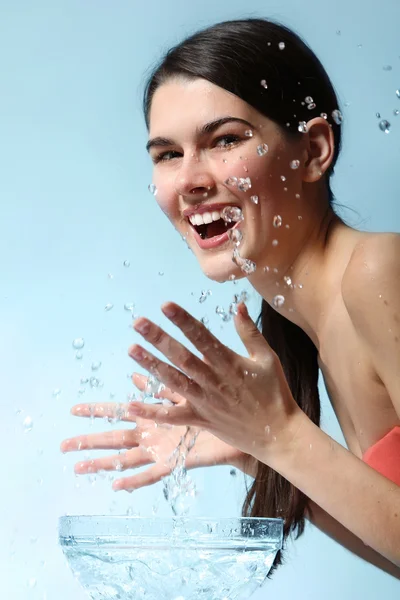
[147,77,320,283]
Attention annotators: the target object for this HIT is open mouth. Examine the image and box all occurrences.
[189,218,236,240]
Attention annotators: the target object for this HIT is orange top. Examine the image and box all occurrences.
[362,426,400,486]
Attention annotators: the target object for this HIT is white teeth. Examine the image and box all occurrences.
[188,207,238,226]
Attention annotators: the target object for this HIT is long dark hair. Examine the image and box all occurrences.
[142,18,344,572]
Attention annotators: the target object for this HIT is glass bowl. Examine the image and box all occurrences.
[59,515,283,600]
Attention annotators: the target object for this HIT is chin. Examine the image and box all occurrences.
[200,257,246,284]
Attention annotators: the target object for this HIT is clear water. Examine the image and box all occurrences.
[59,517,283,600]
[62,539,278,600]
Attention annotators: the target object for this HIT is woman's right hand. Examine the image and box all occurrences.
[60,374,254,492]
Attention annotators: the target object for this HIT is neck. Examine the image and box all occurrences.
[248,207,356,349]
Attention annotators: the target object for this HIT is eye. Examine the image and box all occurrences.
[153,150,181,164]
[214,134,241,148]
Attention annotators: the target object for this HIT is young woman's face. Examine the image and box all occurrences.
[147,77,309,282]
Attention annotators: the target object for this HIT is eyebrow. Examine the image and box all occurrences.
[146,116,255,153]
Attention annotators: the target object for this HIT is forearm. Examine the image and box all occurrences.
[307,500,400,579]
[254,411,400,566]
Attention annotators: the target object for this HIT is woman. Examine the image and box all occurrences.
[61,19,400,576]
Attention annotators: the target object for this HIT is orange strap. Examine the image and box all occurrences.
[362,426,400,486]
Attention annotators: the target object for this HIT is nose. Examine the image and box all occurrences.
[174,156,215,201]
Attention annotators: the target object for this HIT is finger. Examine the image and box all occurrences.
[128,344,203,404]
[234,302,275,361]
[70,403,138,422]
[113,464,168,492]
[128,399,200,427]
[74,449,151,474]
[60,430,137,453]
[131,317,217,390]
[132,373,183,405]
[160,302,235,370]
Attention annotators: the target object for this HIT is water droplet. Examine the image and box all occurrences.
[237,177,252,192]
[284,275,293,286]
[272,239,279,247]
[27,578,37,588]
[200,316,209,326]
[221,206,243,223]
[290,160,300,169]
[23,416,33,433]
[332,109,343,125]
[104,303,114,311]
[158,271,164,276]
[376,112,381,119]
[320,112,328,119]
[273,215,282,228]
[298,121,307,133]
[91,361,102,371]
[52,388,61,398]
[394,109,399,116]
[124,303,135,313]
[198,289,212,303]
[224,176,238,187]
[123,260,130,267]
[148,184,157,196]
[72,338,84,350]
[280,175,286,182]
[250,195,259,204]
[228,228,243,247]
[260,79,268,89]
[89,377,100,388]
[307,102,316,110]
[383,65,392,71]
[230,468,237,477]
[273,295,285,308]
[278,42,285,50]
[244,130,253,137]
[232,248,257,274]
[256,143,269,156]
[379,119,391,133]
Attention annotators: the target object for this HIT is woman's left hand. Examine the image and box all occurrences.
[128,301,302,460]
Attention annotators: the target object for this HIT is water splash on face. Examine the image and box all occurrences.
[256,144,269,156]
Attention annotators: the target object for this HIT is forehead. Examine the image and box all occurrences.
[149,78,257,135]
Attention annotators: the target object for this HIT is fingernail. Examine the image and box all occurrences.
[134,320,150,335]
[162,303,177,318]
[238,302,248,317]
[130,347,145,361]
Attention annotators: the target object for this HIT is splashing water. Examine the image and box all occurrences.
[379,120,391,133]
[331,109,343,125]
[228,228,243,247]
[232,248,257,275]
[221,206,243,223]
[256,144,269,156]
[237,177,252,192]
[72,338,85,350]
[162,427,200,515]
[148,184,158,196]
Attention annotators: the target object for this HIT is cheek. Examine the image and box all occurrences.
[152,174,178,219]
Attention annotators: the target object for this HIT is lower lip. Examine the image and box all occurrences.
[191,221,241,250]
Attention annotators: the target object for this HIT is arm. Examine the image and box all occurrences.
[307,499,400,579]
[254,412,400,567]
[233,450,400,577]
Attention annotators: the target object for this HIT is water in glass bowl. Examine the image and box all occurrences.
[59,516,283,600]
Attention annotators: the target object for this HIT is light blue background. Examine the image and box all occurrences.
[1,1,399,598]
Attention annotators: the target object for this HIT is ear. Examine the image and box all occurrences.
[302,117,335,183]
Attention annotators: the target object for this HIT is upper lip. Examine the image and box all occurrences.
[182,202,241,218]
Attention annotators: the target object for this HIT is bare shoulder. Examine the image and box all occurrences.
[342,231,400,302]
